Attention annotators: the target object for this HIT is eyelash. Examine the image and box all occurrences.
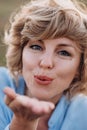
[29,44,71,57]
[58,50,71,57]
[30,45,42,51]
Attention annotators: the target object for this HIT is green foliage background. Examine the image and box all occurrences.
[0,0,87,66]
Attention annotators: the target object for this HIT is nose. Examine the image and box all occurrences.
[39,52,54,69]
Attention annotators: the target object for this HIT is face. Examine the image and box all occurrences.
[22,37,81,103]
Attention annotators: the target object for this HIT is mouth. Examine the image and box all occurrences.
[34,75,53,85]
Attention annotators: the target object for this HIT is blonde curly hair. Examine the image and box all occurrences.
[4,0,87,97]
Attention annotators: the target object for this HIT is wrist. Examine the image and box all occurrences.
[10,115,39,130]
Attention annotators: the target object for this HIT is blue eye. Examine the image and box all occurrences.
[30,45,42,51]
[58,50,71,56]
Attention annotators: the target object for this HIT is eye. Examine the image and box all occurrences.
[30,45,42,51]
[58,50,71,57]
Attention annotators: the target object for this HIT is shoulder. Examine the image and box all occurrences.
[69,94,87,113]
[0,67,11,86]
[0,67,9,77]
[61,94,87,130]
[0,67,13,99]
[0,67,25,99]
[67,94,87,120]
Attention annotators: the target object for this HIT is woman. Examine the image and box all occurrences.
[1,0,87,130]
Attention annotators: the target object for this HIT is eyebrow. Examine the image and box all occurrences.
[58,43,76,49]
[38,40,44,44]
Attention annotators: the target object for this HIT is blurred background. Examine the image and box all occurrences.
[0,0,28,66]
[0,0,87,66]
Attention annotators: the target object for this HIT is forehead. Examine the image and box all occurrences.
[40,37,82,53]
[42,37,79,47]
[29,37,79,47]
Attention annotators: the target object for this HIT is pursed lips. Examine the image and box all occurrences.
[34,75,53,85]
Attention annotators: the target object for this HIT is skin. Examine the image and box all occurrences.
[22,37,81,103]
[4,37,81,130]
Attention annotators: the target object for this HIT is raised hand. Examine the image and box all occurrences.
[4,87,55,130]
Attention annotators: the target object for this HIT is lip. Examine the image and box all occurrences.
[34,75,53,85]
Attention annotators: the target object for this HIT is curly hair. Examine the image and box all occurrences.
[4,0,87,97]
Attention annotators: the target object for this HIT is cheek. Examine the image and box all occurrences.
[54,66,78,93]
[22,51,37,71]
[56,60,80,83]
[22,51,35,84]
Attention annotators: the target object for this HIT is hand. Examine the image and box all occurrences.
[4,87,55,121]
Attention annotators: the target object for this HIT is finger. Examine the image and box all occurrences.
[4,87,17,105]
[16,96,55,114]
[4,87,17,98]
[31,100,55,114]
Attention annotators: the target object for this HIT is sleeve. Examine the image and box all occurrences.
[60,94,87,130]
[0,67,11,100]
[0,67,24,129]
[0,67,13,129]
[0,100,13,130]
[4,125,10,130]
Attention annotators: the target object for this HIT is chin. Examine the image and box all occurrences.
[30,93,50,101]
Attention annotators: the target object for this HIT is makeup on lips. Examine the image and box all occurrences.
[34,75,53,85]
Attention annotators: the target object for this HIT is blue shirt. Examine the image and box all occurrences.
[0,67,87,130]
